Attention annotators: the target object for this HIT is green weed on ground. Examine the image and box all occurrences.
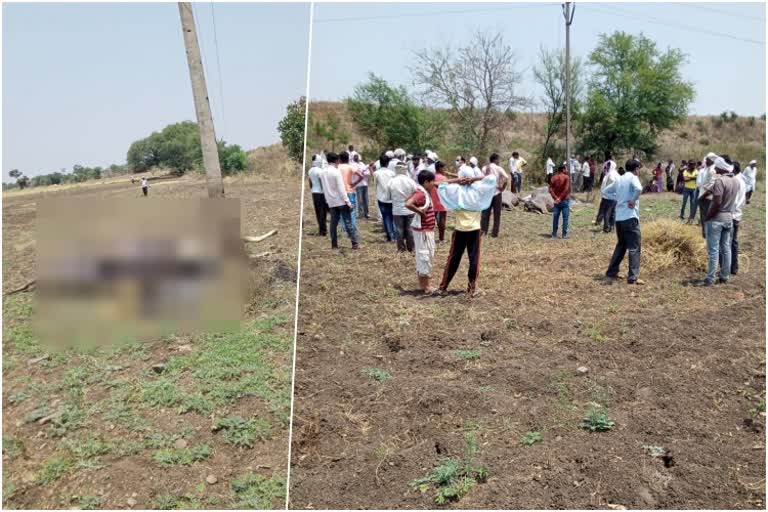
[410,424,489,505]
[152,444,211,466]
[454,350,481,361]
[231,472,286,509]
[581,406,615,432]
[140,318,292,424]
[362,367,392,382]
[214,416,272,448]
[520,431,543,446]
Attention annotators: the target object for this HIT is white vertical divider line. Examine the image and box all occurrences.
[285,1,314,509]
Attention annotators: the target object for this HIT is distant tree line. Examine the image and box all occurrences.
[5,120,250,190]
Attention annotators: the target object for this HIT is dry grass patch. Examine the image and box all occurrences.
[642,219,707,272]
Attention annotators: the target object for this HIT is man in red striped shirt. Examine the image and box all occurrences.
[406,170,437,294]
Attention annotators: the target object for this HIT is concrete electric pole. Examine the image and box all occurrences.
[562,2,575,170]
[178,2,224,198]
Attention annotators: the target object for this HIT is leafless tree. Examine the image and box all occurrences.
[413,31,530,156]
[533,46,583,163]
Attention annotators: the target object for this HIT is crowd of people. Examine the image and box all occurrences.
[307,144,759,295]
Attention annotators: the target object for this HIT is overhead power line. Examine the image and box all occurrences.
[580,4,765,46]
[314,3,556,24]
[667,2,764,23]
[210,1,227,139]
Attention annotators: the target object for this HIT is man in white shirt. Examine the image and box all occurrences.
[140,177,149,196]
[569,155,581,192]
[725,159,747,275]
[352,153,371,220]
[374,154,397,243]
[308,155,328,236]
[595,152,619,233]
[603,158,644,285]
[425,152,439,173]
[581,157,592,192]
[480,153,509,237]
[508,151,527,192]
[545,157,555,184]
[410,153,427,181]
[387,162,418,252]
[461,157,484,178]
[320,152,358,249]
[347,144,360,162]
[744,159,757,204]
[697,152,718,238]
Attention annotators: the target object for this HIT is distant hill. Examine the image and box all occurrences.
[308,100,766,171]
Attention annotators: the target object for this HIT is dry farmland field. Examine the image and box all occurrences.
[290,187,766,509]
[2,174,300,509]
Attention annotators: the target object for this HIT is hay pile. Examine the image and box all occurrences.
[642,219,707,272]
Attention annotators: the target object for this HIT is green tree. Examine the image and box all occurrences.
[346,73,446,152]
[17,176,29,189]
[578,32,694,158]
[277,97,307,163]
[126,121,244,174]
[218,142,248,175]
[9,169,21,180]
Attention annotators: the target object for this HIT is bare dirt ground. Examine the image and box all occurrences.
[290,187,766,509]
[2,174,300,509]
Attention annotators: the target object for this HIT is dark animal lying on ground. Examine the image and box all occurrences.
[501,191,519,209]
[523,186,554,214]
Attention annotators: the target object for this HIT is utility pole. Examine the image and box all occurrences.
[562,2,575,170]
[178,2,224,198]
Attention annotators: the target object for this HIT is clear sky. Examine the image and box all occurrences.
[310,2,765,115]
[3,2,310,179]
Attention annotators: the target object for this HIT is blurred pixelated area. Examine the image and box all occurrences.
[35,199,248,348]
[2,172,300,509]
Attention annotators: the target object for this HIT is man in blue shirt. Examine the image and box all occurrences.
[604,158,644,285]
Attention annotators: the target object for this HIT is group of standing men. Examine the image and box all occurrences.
[308,146,527,296]
[309,144,758,292]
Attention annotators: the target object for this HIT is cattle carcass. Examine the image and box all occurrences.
[522,186,554,214]
[501,191,519,209]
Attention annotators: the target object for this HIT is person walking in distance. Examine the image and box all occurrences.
[604,158,644,285]
[141,177,149,196]
[319,152,359,250]
[308,155,328,236]
[549,164,571,239]
[480,153,509,238]
[581,156,592,192]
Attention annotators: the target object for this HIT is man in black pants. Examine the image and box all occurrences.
[480,153,508,237]
[438,206,484,297]
[308,155,328,236]
[604,159,645,285]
